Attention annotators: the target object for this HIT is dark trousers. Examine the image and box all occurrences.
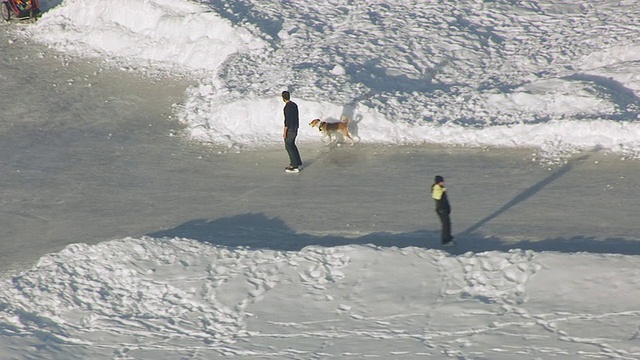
[285,129,302,167]
[436,211,453,244]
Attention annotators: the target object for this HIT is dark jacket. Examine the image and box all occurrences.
[283,101,299,129]
[431,183,451,214]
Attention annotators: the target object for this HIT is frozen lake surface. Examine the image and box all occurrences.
[2,36,638,272]
[2,2,640,357]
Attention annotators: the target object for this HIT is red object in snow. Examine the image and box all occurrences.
[1,0,41,21]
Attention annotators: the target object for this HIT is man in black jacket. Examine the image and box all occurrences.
[432,175,454,245]
[282,91,303,173]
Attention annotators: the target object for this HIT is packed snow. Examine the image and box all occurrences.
[3,236,640,358]
[1,0,640,359]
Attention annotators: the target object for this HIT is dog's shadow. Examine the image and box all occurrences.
[340,103,363,144]
[346,114,362,143]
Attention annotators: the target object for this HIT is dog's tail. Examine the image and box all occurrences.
[340,115,351,124]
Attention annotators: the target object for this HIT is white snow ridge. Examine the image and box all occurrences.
[0,237,352,355]
[3,237,640,358]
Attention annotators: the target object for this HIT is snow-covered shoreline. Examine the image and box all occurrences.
[20,0,640,160]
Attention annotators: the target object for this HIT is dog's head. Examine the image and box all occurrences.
[309,119,322,131]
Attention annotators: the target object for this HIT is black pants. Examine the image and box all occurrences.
[436,211,453,244]
[285,128,302,167]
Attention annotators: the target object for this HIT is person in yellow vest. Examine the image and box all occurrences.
[432,175,454,246]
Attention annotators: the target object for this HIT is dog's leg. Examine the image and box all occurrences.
[347,133,355,146]
[341,129,355,146]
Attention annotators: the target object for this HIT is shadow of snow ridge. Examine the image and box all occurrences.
[148,213,438,251]
[563,73,640,121]
[148,212,640,257]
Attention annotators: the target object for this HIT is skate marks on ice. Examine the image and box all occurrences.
[1,235,640,358]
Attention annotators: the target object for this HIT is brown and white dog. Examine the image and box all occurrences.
[308,116,355,145]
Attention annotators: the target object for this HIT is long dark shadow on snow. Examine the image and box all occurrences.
[147,213,431,251]
[563,73,640,121]
[147,211,640,256]
[460,152,592,236]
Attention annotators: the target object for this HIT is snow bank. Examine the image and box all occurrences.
[27,0,640,160]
